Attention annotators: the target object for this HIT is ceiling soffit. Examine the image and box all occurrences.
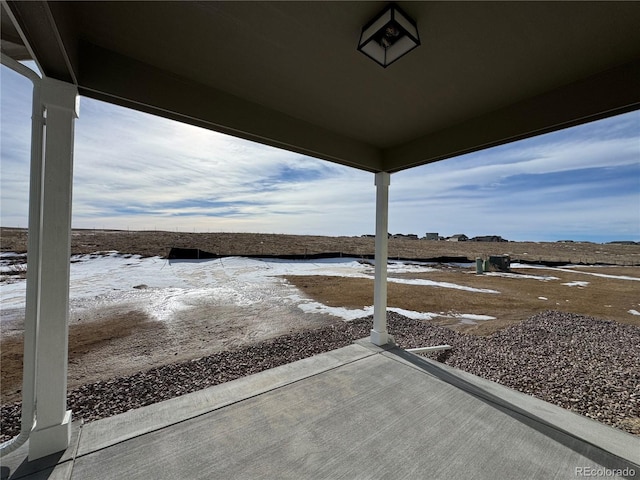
[4,1,640,173]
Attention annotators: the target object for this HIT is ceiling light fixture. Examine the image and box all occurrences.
[357,3,420,68]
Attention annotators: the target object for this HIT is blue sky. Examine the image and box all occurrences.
[1,63,639,243]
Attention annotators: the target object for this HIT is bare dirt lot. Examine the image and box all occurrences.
[2,227,639,265]
[285,264,640,336]
[1,228,639,408]
[1,302,335,405]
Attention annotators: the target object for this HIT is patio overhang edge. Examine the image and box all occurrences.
[76,42,383,174]
[382,58,640,173]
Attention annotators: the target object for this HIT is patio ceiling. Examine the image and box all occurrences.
[3,1,640,173]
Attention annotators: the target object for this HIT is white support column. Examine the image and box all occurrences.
[28,77,79,460]
[370,172,394,346]
[20,62,44,454]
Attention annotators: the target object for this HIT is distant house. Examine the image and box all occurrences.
[392,233,419,240]
[362,233,394,238]
[424,232,439,241]
[471,235,507,242]
[447,234,468,242]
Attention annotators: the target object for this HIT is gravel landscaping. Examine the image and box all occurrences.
[1,310,638,442]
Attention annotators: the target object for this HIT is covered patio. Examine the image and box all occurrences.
[2,341,638,479]
[1,0,639,473]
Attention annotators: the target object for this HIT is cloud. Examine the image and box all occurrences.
[62,95,377,235]
[389,112,640,241]
[68,99,370,233]
[0,66,37,226]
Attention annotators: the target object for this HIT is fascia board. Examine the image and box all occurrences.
[77,42,383,173]
[383,59,640,173]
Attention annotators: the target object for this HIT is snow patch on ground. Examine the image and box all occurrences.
[385,277,500,293]
[562,281,590,287]
[296,301,495,324]
[486,271,558,281]
[513,263,639,282]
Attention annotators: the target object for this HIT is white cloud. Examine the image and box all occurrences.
[66,98,378,234]
[392,136,638,201]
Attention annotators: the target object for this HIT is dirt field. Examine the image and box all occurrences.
[1,228,639,405]
[0,301,334,405]
[2,227,639,265]
[285,264,640,336]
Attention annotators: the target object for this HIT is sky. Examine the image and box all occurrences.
[1,63,639,243]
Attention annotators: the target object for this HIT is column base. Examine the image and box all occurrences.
[29,410,72,460]
[370,329,395,346]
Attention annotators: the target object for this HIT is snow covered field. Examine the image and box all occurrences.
[1,253,506,327]
[2,252,639,329]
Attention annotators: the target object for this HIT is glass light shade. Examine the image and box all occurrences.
[357,3,420,68]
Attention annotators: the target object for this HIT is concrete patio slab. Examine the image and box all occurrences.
[2,341,638,479]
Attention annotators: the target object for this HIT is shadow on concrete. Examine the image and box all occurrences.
[1,450,64,480]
